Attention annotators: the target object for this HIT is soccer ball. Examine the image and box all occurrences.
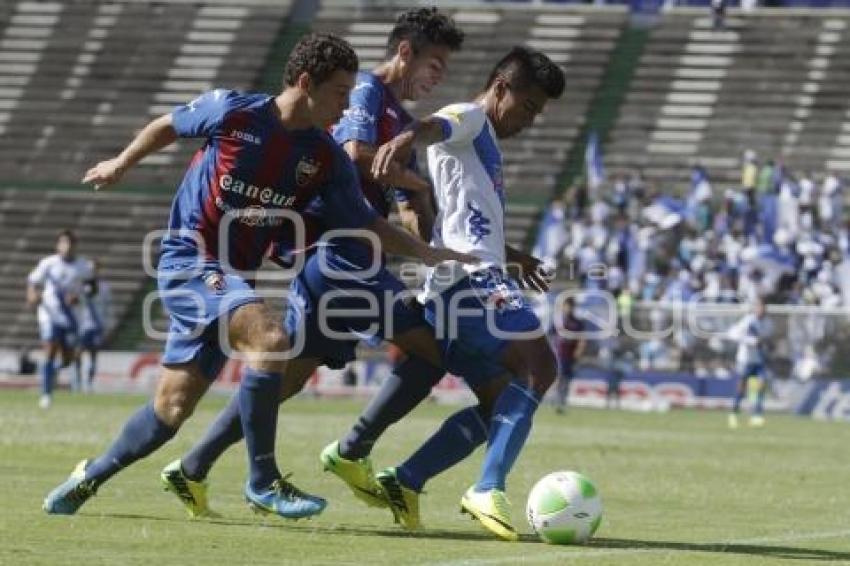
[526,470,603,545]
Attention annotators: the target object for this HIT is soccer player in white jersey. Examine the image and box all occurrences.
[26,230,92,408]
[79,259,111,392]
[371,46,565,541]
[726,298,772,428]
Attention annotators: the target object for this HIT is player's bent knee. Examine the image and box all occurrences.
[154,391,196,428]
[246,326,289,356]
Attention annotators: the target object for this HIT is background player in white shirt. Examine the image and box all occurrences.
[79,259,111,392]
[26,230,92,408]
[372,46,564,540]
[725,298,772,428]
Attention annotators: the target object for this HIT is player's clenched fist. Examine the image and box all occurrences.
[82,158,127,190]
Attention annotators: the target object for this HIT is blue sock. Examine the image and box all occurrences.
[41,358,56,396]
[182,392,244,481]
[476,382,540,492]
[239,368,283,490]
[71,359,82,392]
[339,356,444,460]
[87,352,97,386]
[396,405,488,493]
[754,387,765,416]
[85,402,177,486]
[732,379,744,413]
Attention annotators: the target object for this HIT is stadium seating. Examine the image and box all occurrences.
[0,0,291,187]
[605,7,850,190]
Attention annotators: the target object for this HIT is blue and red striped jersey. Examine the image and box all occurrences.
[332,71,417,218]
[161,89,376,272]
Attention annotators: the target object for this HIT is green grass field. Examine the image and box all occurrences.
[2,390,850,565]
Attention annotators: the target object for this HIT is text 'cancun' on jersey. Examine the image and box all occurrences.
[162,89,377,272]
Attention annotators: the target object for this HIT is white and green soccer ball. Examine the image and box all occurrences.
[526,470,603,545]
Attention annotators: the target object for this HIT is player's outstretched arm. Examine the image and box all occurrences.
[398,190,436,241]
[345,141,431,193]
[371,117,447,181]
[82,114,177,190]
[367,216,475,267]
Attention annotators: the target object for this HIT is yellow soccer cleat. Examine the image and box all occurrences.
[320,441,386,508]
[161,460,221,519]
[376,467,422,530]
[749,415,766,428]
[727,413,739,429]
[460,486,519,542]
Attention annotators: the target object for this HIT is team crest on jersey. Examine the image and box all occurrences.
[295,157,320,187]
[203,271,227,294]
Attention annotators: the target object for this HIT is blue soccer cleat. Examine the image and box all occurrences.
[43,459,98,515]
[244,474,327,520]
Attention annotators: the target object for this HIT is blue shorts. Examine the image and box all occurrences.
[39,323,77,350]
[80,329,103,350]
[283,243,425,369]
[558,360,574,379]
[739,362,765,381]
[158,261,261,379]
[423,268,542,386]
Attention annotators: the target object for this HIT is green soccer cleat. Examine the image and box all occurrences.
[376,467,422,530]
[161,460,221,519]
[460,486,519,542]
[320,441,386,508]
[43,459,97,515]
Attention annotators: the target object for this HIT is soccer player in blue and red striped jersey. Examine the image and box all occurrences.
[159,8,470,518]
[43,33,467,519]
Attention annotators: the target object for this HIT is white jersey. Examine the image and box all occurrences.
[27,255,92,330]
[80,279,112,334]
[422,102,506,298]
[727,313,770,368]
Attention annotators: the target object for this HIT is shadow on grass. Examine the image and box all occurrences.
[96,512,537,543]
[96,513,850,561]
[588,537,850,562]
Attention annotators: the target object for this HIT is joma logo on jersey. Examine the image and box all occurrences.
[219,174,296,207]
[230,129,262,145]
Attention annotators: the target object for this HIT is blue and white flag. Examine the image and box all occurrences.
[643,195,686,230]
[751,244,796,280]
[532,202,568,265]
[585,131,605,197]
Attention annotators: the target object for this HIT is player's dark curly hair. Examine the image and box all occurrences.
[57,229,76,244]
[485,46,565,99]
[284,33,359,87]
[386,7,464,57]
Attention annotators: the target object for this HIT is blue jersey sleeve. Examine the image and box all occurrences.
[171,89,236,138]
[318,145,378,230]
[332,78,383,146]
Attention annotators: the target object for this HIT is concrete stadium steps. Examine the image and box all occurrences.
[0,0,291,187]
[605,8,850,191]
